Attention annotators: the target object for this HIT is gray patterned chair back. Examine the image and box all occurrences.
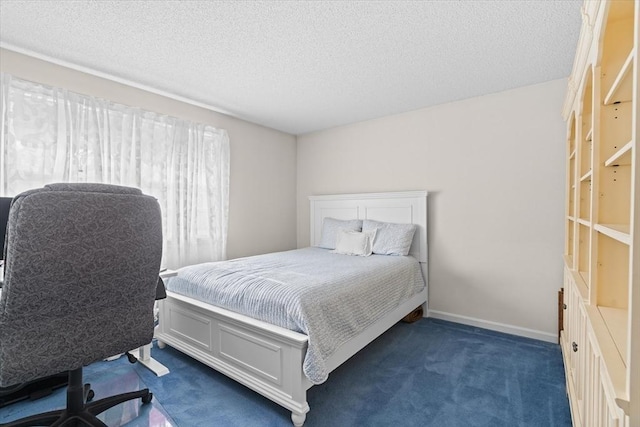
[0,183,163,387]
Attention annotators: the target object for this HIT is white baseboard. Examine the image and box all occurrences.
[427,310,558,344]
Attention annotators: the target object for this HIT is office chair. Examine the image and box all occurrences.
[0,183,163,427]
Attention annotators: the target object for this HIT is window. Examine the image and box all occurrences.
[0,73,230,268]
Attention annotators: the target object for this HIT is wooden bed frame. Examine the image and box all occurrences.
[155,191,428,426]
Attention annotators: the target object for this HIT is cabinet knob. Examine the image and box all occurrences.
[572,342,578,352]
[563,304,567,309]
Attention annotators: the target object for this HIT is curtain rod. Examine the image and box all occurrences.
[0,43,235,119]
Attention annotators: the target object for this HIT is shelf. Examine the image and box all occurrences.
[604,50,634,105]
[585,128,593,142]
[604,140,633,167]
[580,170,592,182]
[577,218,591,227]
[569,268,589,300]
[565,255,574,269]
[595,223,631,245]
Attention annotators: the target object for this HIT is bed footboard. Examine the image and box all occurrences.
[155,288,427,426]
[155,291,311,426]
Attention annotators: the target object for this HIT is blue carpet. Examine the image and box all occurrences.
[0,318,571,426]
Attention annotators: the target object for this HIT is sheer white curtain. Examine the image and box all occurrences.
[0,73,230,268]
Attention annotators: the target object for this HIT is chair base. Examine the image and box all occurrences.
[0,372,68,408]
[2,367,152,427]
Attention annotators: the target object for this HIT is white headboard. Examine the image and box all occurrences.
[309,191,428,263]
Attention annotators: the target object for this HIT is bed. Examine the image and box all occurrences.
[155,191,428,426]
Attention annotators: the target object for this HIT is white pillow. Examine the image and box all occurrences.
[318,218,363,249]
[331,229,377,256]
[362,219,416,256]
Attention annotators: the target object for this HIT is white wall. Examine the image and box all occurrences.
[297,79,567,341]
[2,47,567,340]
[0,48,298,260]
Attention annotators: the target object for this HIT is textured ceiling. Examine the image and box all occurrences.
[0,1,582,135]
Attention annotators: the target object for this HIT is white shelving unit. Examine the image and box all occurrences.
[561,1,638,426]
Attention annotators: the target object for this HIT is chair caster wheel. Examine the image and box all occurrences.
[142,392,153,404]
[126,352,138,363]
[87,389,95,401]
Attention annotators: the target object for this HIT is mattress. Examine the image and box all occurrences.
[165,246,425,384]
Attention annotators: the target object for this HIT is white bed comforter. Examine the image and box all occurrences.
[165,247,425,384]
